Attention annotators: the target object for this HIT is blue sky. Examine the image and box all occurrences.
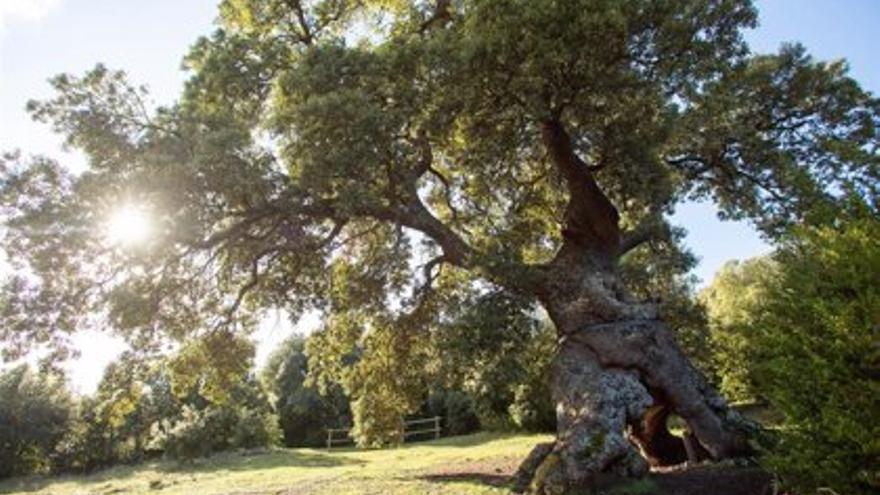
[673,0,880,286]
[1,0,878,392]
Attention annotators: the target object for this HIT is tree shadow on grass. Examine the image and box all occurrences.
[160,448,366,474]
[0,450,365,494]
[416,472,514,488]
[405,432,518,449]
[0,475,119,494]
[0,463,150,495]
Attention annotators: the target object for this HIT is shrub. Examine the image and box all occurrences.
[151,405,216,461]
[232,407,283,449]
[749,213,879,494]
[149,397,281,461]
[423,389,480,436]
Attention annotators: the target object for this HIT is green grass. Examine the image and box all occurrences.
[0,433,551,495]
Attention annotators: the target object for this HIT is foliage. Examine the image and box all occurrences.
[148,397,280,462]
[53,353,171,471]
[51,344,280,470]
[749,207,880,494]
[347,322,430,447]
[0,366,75,478]
[232,405,282,449]
[507,323,557,432]
[261,334,350,447]
[305,289,554,442]
[700,200,879,494]
[146,365,281,461]
[422,389,480,437]
[427,291,546,426]
[167,331,257,404]
[699,257,778,402]
[150,404,218,461]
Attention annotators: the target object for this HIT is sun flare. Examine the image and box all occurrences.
[105,204,152,247]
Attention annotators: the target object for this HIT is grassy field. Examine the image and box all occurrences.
[0,433,552,495]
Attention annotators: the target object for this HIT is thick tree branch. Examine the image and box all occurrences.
[411,254,446,302]
[375,133,544,294]
[218,245,280,328]
[426,165,461,222]
[419,0,451,33]
[542,119,621,254]
[397,196,472,267]
[189,207,282,250]
[286,0,314,45]
[619,218,669,256]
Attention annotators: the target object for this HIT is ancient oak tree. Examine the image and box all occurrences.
[2,1,878,493]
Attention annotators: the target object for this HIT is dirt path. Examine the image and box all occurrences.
[420,458,774,494]
[647,465,773,495]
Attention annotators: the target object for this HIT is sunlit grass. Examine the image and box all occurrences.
[0,433,551,495]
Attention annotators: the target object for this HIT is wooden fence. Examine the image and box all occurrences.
[325,416,442,451]
[402,416,442,441]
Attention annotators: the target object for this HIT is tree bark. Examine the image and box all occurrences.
[517,310,755,494]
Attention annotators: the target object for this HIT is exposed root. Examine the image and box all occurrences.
[512,443,555,493]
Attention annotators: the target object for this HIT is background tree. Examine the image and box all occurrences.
[63,354,159,469]
[140,336,282,461]
[148,373,281,461]
[53,342,280,470]
[0,365,75,478]
[261,334,350,447]
[1,0,878,492]
[426,290,556,432]
[698,201,878,495]
[699,257,778,402]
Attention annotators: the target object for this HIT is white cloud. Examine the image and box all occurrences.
[0,0,62,27]
[0,0,63,70]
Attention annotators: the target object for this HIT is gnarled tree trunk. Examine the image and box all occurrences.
[514,280,755,495]
[513,119,755,494]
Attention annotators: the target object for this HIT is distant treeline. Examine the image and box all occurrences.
[0,322,556,478]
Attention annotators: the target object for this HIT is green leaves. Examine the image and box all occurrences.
[262,335,351,447]
[700,257,778,401]
[754,211,879,494]
[0,366,74,478]
[168,330,256,404]
[672,43,880,237]
[219,0,358,44]
[701,203,879,494]
[27,64,148,171]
